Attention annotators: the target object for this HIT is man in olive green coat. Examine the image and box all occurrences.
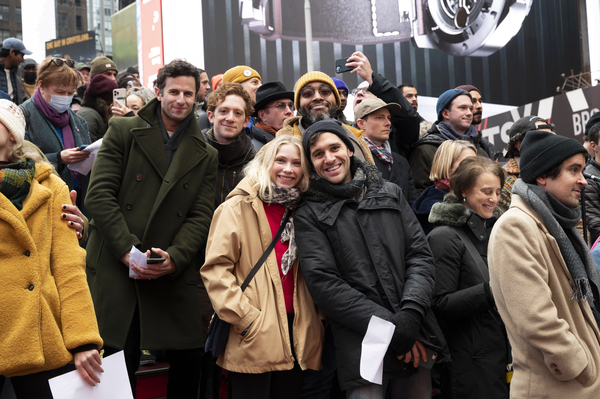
[85,60,217,398]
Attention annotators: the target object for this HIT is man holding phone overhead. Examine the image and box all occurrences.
[85,59,217,398]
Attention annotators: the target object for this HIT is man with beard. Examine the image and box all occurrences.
[455,85,494,157]
[489,131,600,398]
[410,88,490,195]
[276,71,372,163]
[399,83,433,139]
[194,68,211,118]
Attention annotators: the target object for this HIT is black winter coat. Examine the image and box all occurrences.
[295,161,441,391]
[428,194,509,399]
[368,73,422,160]
[584,160,600,245]
[372,150,418,206]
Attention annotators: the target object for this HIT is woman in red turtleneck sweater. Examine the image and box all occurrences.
[202,135,324,399]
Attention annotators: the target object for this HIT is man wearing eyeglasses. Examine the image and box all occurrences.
[250,81,295,151]
[0,38,32,104]
[277,71,373,163]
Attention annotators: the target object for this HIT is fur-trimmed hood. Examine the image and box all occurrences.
[429,192,502,227]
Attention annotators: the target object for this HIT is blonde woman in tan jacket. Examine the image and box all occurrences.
[201,135,324,399]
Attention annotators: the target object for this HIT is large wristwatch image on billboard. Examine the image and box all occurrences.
[239,0,533,57]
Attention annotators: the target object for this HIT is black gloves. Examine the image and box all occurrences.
[389,309,422,354]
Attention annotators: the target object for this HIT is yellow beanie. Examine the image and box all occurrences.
[293,71,341,111]
[222,65,261,84]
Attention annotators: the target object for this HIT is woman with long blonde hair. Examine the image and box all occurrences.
[202,135,324,399]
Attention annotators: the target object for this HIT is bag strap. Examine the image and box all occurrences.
[451,226,490,282]
[240,210,291,292]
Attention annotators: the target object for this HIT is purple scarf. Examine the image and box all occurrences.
[33,88,80,184]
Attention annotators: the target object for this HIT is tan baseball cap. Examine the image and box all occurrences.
[353,97,401,121]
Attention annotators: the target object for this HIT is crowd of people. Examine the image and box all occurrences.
[1,35,600,399]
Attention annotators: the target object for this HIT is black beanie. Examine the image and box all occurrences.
[303,119,354,158]
[585,111,600,137]
[520,130,587,184]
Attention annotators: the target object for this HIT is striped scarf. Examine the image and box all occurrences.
[363,137,393,171]
[0,158,36,210]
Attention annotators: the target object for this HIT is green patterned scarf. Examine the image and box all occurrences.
[0,158,36,210]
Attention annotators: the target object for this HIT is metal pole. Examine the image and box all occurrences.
[304,0,313,72]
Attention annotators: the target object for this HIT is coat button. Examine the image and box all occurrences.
[136,174,143,181]
[126,203,133,210]
[177,210,183,217]
[24,250,30,257]
[183,182,189,189]
[28,284,34,291]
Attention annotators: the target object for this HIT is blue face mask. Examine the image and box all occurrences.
[48,93,73,114]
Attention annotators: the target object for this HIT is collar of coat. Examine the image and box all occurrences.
[429,192,502,228]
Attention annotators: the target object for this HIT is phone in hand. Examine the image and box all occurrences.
[335,57,353,74]
[147,249,165,264]
[78,144,89,151]
[419,346,438,370]
[113,88,127,106]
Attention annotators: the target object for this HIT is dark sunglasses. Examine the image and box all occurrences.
[41,58,76,74]
[300,86,333,99]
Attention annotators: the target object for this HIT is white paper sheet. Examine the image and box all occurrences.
[359,315,395,384]
[67,138,103,175]
[49,350,133,399]
[128,245,148,278]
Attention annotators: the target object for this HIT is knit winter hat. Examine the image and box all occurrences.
[0,99,26,147]
[331,77,349,94]
[211,74,224,91]
[585,111,600,137]
[222,66,261,85]
[303,119,354,158]
[520,130,587,184]
[436,88,469,122]
[90,56,117,78]
[86,73,118,104]
[294,71,341,111]
[455,85,481,95]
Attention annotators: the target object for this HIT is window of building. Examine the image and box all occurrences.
[0,6,9,21]
[104,8,111,16]
[76,15,82,31]
[58,13,68,29]
[75,0,81,6]
[16,32,22,40]
[15,7,21,24]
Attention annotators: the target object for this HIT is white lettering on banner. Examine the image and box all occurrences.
[151,56,162,65]
[482,126,500,144]
[500,121,513,143]
[566,89,589,113]
[573,108,600,136]
[537,97,554,120]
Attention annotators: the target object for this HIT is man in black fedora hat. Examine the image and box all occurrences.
[250,81,294,150]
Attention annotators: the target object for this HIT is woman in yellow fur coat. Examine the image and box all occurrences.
[0,99,103,398]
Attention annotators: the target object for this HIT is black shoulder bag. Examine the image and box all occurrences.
[204,211,291,358]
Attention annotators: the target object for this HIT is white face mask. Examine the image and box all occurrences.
[48,93,73,114]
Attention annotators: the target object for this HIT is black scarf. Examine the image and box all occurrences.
[308,157,380,201]
[156,105,195,166]
[513,179,600,328]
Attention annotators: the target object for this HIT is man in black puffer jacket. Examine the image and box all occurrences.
[295,119,440,397]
